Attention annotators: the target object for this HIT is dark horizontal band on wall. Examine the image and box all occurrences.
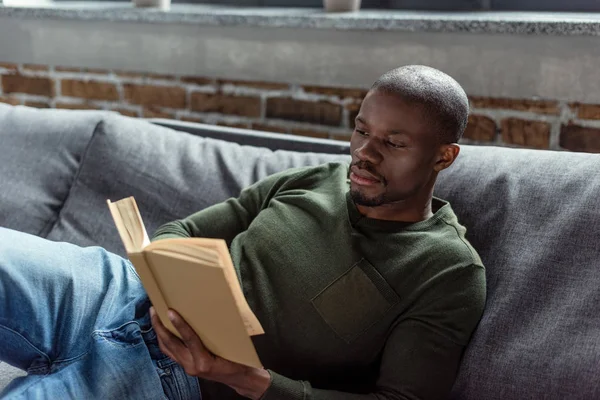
[47,0,600,12]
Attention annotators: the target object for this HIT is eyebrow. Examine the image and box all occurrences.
[355,116,410,137]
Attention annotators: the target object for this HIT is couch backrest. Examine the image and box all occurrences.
[435,146,600,400]
[1,104,599,399]
[43,113,350,254]
[0,104,105,237]
[151,119,351,155]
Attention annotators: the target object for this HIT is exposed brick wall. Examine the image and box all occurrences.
[1,61,600,153]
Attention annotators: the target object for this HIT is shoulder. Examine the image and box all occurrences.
[249,161,349,192]
[425,197,484,270]
[396,198,487,318]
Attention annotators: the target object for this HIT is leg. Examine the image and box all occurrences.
[0,228,200,399]
[0,227,145,373]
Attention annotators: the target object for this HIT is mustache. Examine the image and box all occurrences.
[350,161,387,185]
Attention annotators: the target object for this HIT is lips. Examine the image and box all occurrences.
[350,165,381,186]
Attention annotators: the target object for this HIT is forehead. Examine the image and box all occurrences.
[357,90,433,139]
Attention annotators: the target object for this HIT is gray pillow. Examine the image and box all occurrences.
[0,104,104,237]
[46,114,349,256]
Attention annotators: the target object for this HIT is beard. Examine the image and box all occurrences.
[348,161,388,207]
[350,187,387,207]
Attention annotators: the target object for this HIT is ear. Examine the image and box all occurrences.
[433,144,460,172]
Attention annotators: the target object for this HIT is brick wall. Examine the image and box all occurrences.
[1,62,599,153]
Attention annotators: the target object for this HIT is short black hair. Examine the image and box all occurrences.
[370,65,469,144]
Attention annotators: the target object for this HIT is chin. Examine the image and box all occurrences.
[350,188,386,207]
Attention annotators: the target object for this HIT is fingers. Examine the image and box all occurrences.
[150,307,220,377]
[150,307,191,365]
[166,310,209,355]
[166,309,215,375]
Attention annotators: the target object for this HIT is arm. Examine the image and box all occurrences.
[153,265,486,400]
[151,169,294,243]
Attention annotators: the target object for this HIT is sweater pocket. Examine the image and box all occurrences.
[311,258,400,343]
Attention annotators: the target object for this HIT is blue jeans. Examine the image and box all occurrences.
[0,228,202,399]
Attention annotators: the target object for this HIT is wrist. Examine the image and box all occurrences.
[229,367,272,400]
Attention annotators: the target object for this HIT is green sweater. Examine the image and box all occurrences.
[152,162,486,400]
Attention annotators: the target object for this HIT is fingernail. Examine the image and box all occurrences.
[149,307,155,318]
[168,310,176,321]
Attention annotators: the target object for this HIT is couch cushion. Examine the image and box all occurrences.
[0,104,105,237]
[46,114,349,255]
[434,146,600,399]
[0,362,25,392]
[153,120,351,155]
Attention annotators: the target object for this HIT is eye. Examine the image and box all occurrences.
[355,129,368,136]
[387,141,405,149]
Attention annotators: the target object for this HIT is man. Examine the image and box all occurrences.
[0,65,485,399]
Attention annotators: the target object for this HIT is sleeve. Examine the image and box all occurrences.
[260,264,487,400]
[150,167,305,244]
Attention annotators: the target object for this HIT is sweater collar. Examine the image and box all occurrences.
[345,188,454,233]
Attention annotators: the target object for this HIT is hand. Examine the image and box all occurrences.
[150,307,271,400]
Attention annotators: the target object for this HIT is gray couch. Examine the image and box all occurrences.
[1,103,599,399]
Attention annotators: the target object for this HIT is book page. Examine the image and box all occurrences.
[209,240,265,337]
[150,241,221,266]
[130,253,178,336]
[107,197,175,337]
[146,249,262,368]
[106,197,151,252]
[147,238,264,336]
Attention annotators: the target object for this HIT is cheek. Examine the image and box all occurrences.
[384,156,430,186]
[349,135,361,157]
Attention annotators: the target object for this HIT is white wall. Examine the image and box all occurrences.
[2,15,600,102]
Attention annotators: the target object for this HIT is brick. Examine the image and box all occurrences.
[0,63,18,71]
[55,102,100,110]
[501,118,550,149]
[1,75,54,96]
[112,108,139,117]
[463,115,497,142]
[55,66,110,74]
[191,93,261,117]
[216,121,251,129]
[290,128,330,139]
[0,96,20,105]
[331,133,352,142]
[560,124,600,153]
[142,107,176,119]
[303,85,368,99]
[181,77,215,86]
[574,103,600,120]
[22,64,49,72]
[83,68,111,75]
[469,96,560,115]
[124,84,186,108]
[347,102,361,129]
[219,79,288,91]
[116,71,147,79]
[180,116,206,124]
[266,98,342,126]
[181,118,248,129]
[55,66,82,72]
[117,71,175,81]
[61,79,120,101]
[251,123,288,133]
[24,101,50,108]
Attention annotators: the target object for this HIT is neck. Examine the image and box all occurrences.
[356,197,433,223]
[355,180,436,223]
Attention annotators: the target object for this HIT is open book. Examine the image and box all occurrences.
[107,196,264,369]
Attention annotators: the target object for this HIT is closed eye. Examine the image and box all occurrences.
[355,129,368,136]
[388,141,405,148]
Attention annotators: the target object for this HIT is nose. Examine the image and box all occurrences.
[354,138,383,164]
